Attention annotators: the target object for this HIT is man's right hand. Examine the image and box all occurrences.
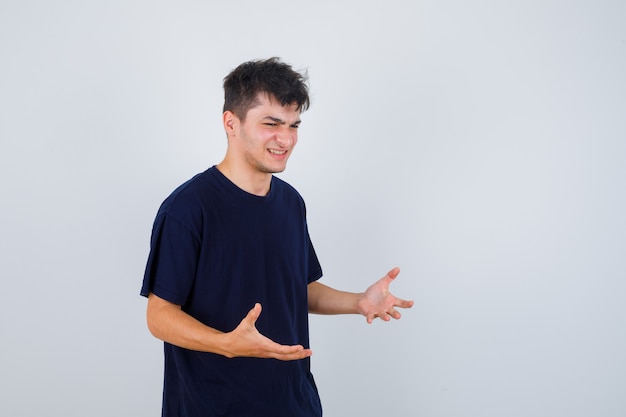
[146,293,311,361]
[222,303,313,361]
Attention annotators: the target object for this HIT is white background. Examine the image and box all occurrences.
[1,1,625,416]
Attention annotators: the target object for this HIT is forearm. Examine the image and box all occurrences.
[148,293,313,361]
[146,292,232,356]
[307,281,363,315]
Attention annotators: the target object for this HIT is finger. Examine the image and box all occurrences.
[379,268,400,287]
[272,348,313,361]
[256,332,312,360]
[265,342,312,360]
[388,308,401,320]
[386,267,400,280]
[394,299,414,309]
[373,312,391,322]
[244,303,262,324]
[366,312,389,323]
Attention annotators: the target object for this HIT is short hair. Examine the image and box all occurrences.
[223,57,310,121]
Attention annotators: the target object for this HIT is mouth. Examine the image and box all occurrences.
[268,149,287,156]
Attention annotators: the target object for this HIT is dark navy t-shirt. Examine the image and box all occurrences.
[141,166,323,417]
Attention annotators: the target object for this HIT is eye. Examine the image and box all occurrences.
[264,122,278,127]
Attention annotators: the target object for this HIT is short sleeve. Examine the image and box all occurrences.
[306,228,323,284]
[140,212,201,306]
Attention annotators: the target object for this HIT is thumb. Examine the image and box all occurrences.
[386,267,400,281]
[245,303,262,324]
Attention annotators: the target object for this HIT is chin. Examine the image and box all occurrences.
[264,161,289,174]
[258,164,287,174]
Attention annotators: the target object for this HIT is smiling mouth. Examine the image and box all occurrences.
[268,149,287,155]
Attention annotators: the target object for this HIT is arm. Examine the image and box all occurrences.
[146,292,312,360]
[308,267,414,324]
[307,281,360,315]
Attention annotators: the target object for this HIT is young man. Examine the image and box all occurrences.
[141,57,414,417]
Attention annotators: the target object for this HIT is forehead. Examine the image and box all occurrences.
[246,93,301,119]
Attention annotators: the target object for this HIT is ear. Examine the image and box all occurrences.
[223,110,238,137]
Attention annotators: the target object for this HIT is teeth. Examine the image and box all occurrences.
[269,149,286,155]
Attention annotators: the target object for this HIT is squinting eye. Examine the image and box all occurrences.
[264,123,277,127]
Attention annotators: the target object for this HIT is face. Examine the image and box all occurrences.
[228,94,301,175]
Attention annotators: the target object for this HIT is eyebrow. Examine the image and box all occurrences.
[264,116,301,126]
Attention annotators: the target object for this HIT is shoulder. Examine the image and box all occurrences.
[272,176,306,202]
[156,168,219,222]
[272,175,303,199]
[271,176,309,214]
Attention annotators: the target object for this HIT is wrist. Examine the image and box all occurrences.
[355,292,367,316]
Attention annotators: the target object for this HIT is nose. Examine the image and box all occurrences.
[276,126,296,147]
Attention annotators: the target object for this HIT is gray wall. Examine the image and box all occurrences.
[1,1,625,416]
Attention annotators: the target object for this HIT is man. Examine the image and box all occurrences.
[141,57,413,417]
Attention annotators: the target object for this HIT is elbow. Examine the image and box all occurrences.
[146,302,160,339]
[307,298,321,315]
[146,311,160,339]
[307,281,324,314]
[145,292,172,341]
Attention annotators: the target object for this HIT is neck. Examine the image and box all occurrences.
[216,159,272,196]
